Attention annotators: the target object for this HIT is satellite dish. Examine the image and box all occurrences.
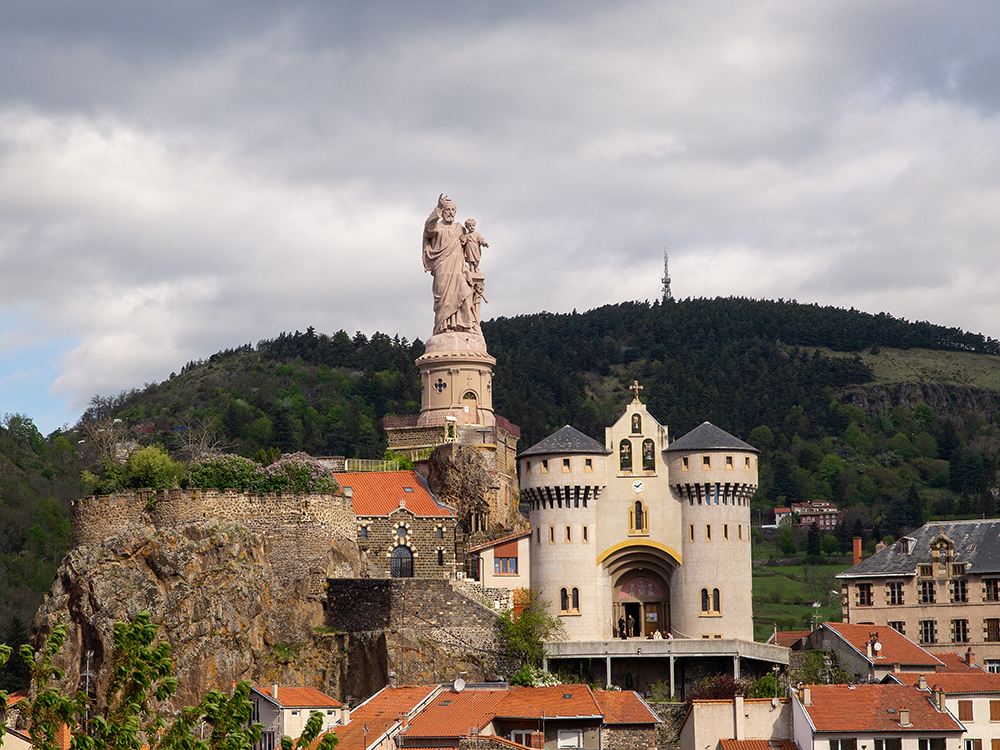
[454,678,466,692]
[873,642,882,652]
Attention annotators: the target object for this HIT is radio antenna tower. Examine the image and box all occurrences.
[661,251,673,301]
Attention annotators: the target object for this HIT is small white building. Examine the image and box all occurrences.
[251,684,349,749]
[470,530,531,589]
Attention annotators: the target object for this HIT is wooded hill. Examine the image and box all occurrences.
[1,296,999,686]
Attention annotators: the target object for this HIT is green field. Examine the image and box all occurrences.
[752,562,850,641]
[808,345,1000,389]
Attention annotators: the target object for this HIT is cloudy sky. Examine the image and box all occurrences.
[2,1,1000,432]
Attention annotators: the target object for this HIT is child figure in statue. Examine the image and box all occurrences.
[461,218,489,273]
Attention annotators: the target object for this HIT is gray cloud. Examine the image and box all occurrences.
[1,0,1000,430]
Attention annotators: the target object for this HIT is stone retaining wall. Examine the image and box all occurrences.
[71,489,357,589]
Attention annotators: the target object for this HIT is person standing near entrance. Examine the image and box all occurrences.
[627,614,635,637]
[618,616,626,639]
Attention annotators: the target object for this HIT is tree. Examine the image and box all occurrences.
[496,590,565,670]
[777,526,797,557]
[1,612,338,750]
[806,523,821,562]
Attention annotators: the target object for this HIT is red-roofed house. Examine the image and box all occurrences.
[251,684,349,749]
[890,670,1000,750]
[679,696,794,750]
[470,531,531,591]
[335,471,460,578]
[336,683,657,750]
[334,684,441,750]
[792,683,963,750]
[806,622,943,680]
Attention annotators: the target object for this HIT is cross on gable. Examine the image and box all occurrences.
[434,378,448,393]
[630,380,643,404]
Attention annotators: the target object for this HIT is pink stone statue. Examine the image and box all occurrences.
[461,218,488,273]
[422,194,477,335]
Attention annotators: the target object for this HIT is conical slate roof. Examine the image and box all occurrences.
[517,425,611,458]
[665,421,758,453]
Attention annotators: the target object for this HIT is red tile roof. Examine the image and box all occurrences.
[335,685,441,750]
[903,672,1000,694]
[335,471,454,517]
[822,622,942,667]
[769,630,810,648]
[469,530,532,553]
[403,689,509,738]
[800,684,962,733]
[592,691,659,724]
[935,652,980,672]
[5,688,27,707]
[254,685,342,708]
[496,685,602,719]
[720,741,797,750]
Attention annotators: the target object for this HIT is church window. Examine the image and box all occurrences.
[701,588,710,613]
[702,455,712,469]
[536,528,541,544]
[724,524,729,541]
[396,526,408,539]
[359,526,368,539]
[619,440,633,471]
[436,527,444,539]
[689,524,695,542]
[738,525,743,541]
[584,458,593,472]
[706,524,712,541]
[572,587,580,611]
[566,526,572,542]
[631,414,642,434]
[642,439,655,472]
[560,588,569,612]
[583,526,589,542]
[562,458,571,472]
[713,588,721,613]
[725,456,734,469]
[437,549,444,566]
[629,501,648,534]
[682,457,689,471]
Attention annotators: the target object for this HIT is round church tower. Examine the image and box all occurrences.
[518,426,610,642]
[665,422,758,641]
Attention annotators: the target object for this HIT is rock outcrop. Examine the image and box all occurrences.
[31,522,363,711]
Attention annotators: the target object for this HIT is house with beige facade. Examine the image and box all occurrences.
[838,521,1000,671]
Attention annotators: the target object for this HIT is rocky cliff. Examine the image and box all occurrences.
[30,522,380,711]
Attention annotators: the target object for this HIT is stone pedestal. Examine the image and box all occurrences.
[416,332,496,428]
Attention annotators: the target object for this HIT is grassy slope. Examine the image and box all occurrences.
[809,346,1000,389]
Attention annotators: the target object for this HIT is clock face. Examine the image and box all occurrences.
[631,480,644,493]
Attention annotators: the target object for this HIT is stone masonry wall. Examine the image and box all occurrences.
[359,508,461,579]
[326,578,500,656]
[71,489,357,589]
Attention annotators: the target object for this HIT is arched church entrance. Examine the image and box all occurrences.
[600,541,679,638]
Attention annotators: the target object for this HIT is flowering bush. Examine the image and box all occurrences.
[182,452,339,494]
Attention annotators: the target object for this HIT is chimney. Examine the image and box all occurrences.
[531,731,545,749]
[899,707,910,727]
[918,675,927,690]
[272,683,279,705]
[866,639,873,659]
[936,686,946,712]
[734,695,745,740]
[853,537,863,566]
[966,648,975,667]
[802,686,812,706]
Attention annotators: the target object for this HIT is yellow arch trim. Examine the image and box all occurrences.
[596,539,682,566]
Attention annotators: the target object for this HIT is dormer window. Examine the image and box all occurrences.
[899,538,912,554]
